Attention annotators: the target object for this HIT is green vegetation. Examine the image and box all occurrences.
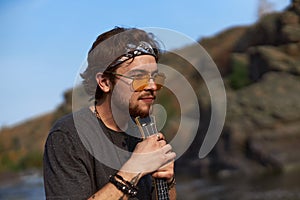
[0,113,53,174]
[18,151,43,170]
[0,151,43,173]
[229,57,251,89]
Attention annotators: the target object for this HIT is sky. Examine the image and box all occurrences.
[0,0,290,127]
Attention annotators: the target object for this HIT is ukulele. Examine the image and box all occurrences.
[134,116,170,200]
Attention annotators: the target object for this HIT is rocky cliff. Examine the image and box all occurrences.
[177,0,300,178]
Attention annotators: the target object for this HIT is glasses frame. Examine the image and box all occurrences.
[111,72,166,91]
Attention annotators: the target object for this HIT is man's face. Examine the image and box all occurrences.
[111,55,159,118]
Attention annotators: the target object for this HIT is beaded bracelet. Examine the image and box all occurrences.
[109,174,138,197]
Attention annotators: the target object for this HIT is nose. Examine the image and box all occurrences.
[144,78,158,91]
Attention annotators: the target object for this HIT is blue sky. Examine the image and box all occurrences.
[0,0,289,127]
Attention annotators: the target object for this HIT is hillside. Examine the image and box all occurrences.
[1,0,300,177]
[177,0,300,177]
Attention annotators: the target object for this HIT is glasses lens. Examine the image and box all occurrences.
[132,75,149,91]
[132,73,166,91]
[153,73,166,90]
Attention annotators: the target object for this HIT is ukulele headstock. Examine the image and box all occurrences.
[134,116,158,139]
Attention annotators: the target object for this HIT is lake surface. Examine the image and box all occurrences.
[176,170,300,200]
[0,170,299,200]
[0,171,44,200]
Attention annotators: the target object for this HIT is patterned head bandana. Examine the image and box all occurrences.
[106,41,158,71]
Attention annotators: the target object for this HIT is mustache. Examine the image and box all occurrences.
[138,92,156,99]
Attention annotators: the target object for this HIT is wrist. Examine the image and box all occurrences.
[109,173,138,197]
[117,170,142,186]
[120,159,147,182]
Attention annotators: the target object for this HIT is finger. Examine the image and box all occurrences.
[148,134,158,141]
[149,132,165,141]
[168,152,176,160]
[161,144,172,153]
[159,159,175,170]
[155,163,174,173]
[158,140,166,147]
[162,148,176,164]
[152,170,174,179]
[157,132,165,141]
[159,133,166,140]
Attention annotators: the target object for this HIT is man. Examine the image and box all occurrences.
[43,27,176,200]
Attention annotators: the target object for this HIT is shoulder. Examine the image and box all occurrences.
[46,108,95,145]
[50,107,94,133]
[50,112,74,132]
[44,108,96,157]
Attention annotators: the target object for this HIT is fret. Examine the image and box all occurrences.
[156,178,170,200]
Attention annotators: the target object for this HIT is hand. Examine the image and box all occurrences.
[121,133,176,176]
[152,160,175,180]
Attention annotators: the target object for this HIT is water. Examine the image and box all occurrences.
[0,170,299,200]
[0,172,45,200]
[176,171,300,200]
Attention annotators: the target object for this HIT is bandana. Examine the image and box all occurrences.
[106,41,158,70]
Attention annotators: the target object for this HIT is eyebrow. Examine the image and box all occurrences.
[128,69,159,75]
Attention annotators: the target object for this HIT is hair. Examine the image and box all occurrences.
[81,27,161,100]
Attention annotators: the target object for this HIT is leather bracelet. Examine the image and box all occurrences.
[114,173,135,188]
[109,174,138,197]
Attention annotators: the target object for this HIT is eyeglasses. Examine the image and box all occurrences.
[111,72,166,91]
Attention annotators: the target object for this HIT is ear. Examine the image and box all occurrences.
[95,72,112,93]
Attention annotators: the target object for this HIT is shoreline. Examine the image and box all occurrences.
[0,168,43,187]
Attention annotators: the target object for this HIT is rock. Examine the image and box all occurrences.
[178,71,300,177]
[280,11,299,25]
[235,72,300,123]
[248,46,300,80]
[287,0,300,15]
[281,24,300,43]
[200,27,248,75]
[218,72,300,174]
[177,1,300,178]
[280,42,300,57]
[234,13,282,52]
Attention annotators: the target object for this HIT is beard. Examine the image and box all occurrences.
[129,91,155,118]
[129,101,151,119]
[111,84,154,120]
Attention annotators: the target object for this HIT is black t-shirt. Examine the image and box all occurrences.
[43,107,154,200]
